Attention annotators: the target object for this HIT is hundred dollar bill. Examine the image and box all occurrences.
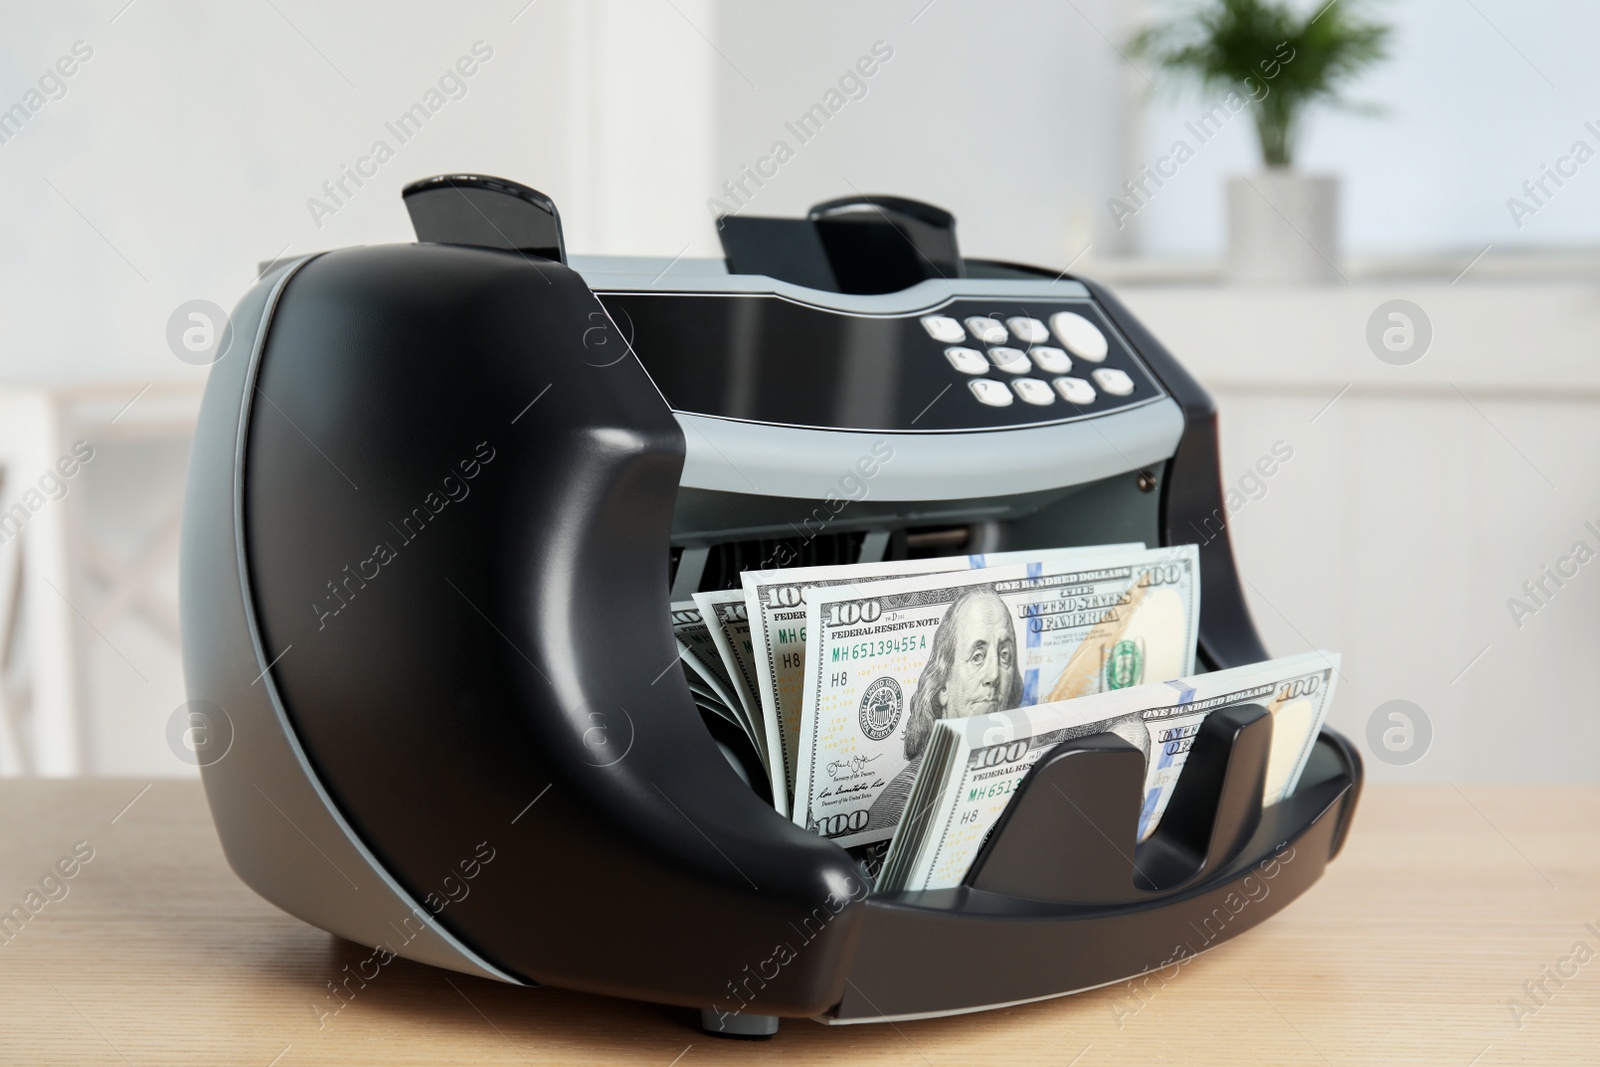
[671,601,755,743]
[692,589,768,761]
[742,544,1144,815]
[684,675,735,717]
[876,651,1341,892]
[672,600,737,697]
[792,546,1199,847]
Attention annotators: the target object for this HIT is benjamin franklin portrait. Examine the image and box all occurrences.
[863,585,1023,834]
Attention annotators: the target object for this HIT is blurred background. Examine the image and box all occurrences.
[0,0,1594,783]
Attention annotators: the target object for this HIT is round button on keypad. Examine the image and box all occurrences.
[1050,311,1109,362]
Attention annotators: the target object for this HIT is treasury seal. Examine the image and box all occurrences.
[858,676,903,741]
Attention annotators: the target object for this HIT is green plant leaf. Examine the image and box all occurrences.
[1129,0,1392,167]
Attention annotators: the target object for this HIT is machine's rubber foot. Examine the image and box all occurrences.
[700,1009,779,1038]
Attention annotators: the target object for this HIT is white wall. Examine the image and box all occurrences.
[1120,282,1600,783]
[0,0,716,384]
[1134,0,1600,257]
[709,0,1140,266]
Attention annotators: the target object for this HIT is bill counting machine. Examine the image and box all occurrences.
[181,174,1361,1034]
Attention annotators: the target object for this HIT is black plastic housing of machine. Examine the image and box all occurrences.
[180,174,1361,1034]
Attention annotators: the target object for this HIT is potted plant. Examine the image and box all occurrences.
[1131,0,1390,283]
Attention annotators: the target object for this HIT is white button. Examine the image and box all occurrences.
[1053,376,1096,405]
[921,315,966,343]
[965,316,1008,345]
[986,346,1031,374]
[1012,378,1054,406]
[1029,346,1071,374]
[969,379,1013,406]
[1092,368,1135,396]
[944,346,988,375]
[1007,317,1048,343]
[1050,311,1108,361]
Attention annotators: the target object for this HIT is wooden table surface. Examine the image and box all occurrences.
[1,780,1596,1065]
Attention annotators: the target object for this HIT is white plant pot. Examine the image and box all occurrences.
[1226,171,1340,284]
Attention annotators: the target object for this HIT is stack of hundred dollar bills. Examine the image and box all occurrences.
[669,542,1340,889]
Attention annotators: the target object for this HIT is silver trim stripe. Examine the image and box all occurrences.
[677,399,1184,502]
[233,255,522,986]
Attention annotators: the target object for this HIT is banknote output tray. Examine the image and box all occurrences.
[836,705,1361,1025]
[181,174,1363,1040]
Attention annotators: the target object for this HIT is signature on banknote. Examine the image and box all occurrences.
[826,754,882,781]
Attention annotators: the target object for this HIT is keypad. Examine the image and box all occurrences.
[911,301,1153,424]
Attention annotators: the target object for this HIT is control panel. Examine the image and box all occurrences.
[593,291,1163,434]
